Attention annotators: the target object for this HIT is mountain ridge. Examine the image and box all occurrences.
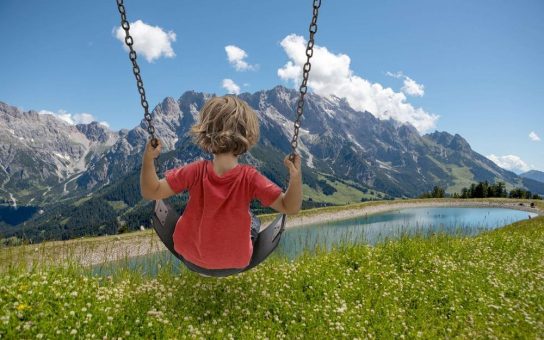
[521,170,544,184]
[1,86,542,241]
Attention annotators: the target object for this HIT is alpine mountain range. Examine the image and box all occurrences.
[1,86,543,241]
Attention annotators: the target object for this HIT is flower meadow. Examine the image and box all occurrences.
[1,216,543,339]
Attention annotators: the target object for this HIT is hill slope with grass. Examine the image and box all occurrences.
[1,211,543,338]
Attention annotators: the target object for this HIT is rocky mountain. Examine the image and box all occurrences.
[1,86,542,242]
[521,170,544,184]
[0,102,118,206]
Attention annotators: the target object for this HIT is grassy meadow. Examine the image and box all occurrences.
[0,199,543,338]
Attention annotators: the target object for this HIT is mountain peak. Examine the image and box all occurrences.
[75,121,112,143]
[425,131,454,145]
[271,85,295,95]
[425,131,472,152]
[152,97,180,120]
[450,134,471,152]
[268,85,298,104]
[0,101,21,116]
[178,90,214,104]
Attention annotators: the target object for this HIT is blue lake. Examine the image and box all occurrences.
[90,206,538,276]
[0,205,39,226]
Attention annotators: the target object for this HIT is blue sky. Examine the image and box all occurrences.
[0,0,543,172]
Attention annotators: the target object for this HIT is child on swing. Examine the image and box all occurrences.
[140,95,302,271]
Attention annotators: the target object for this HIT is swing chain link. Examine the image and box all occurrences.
[290,0,321,161]
[116,0,159,172]
[116,0,160,171]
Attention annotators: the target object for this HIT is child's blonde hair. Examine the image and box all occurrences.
[190,95,259,156]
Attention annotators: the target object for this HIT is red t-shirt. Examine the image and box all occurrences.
[164,159,283,269]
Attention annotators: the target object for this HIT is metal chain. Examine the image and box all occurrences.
[115,0,160,171]
[116,0,320,171]
[290,0,321,161]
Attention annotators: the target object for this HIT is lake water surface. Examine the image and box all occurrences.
[91,206,538,276]
[0,205,39,226]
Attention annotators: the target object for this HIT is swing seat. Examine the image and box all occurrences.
[152,199,286,277]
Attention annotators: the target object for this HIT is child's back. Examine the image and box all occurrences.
[165,159,281,269]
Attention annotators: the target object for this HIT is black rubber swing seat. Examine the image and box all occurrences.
[152,199,286,277]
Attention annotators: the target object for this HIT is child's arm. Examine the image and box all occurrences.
[269,154,302,215]
[140,139,176,200]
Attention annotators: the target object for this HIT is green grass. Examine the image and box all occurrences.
[424,155,453,184]
[301,176,370,205]
[107,200,129,211]
[73,196,92,207]
[445,165,475,194]
[1,213,543,338]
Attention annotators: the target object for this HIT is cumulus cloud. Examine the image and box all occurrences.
[114,20,176,62]
[38,109,109,127]
[529,131,541,142]
[72,113,95,124]
[222,79,241,95]
[402,77,425,97]
[38,109,73,125]
[278,35,437,132]
[225,45,257,71]
[386,71,425,97]
[487,154,531,174]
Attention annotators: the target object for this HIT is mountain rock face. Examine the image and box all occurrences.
[0,102,118,205]
[1,86,540,206]
[76,122,115,144]
[1,87,542,240]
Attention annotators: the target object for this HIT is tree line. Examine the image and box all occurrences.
[419,181,542,200]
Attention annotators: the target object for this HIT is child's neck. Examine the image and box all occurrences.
[212,153,239,176]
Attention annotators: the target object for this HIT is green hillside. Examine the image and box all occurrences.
[1,211,542,338]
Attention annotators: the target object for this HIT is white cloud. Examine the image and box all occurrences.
[529,131,541,142]
[39,109,74,125]
[278,34,437,132]
[99,121,110,128]
[487,154,531,174]
[385,71,403,78]
[72,113,94,124]
[114,20,176,63]
[225,45,257,71]
[386,71,424,97]
[38,109,109,127]
[222,79,241,95]
[402,77,425,97]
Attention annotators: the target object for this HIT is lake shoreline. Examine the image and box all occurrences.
[1,199,542,268]
[282,199,542,230]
